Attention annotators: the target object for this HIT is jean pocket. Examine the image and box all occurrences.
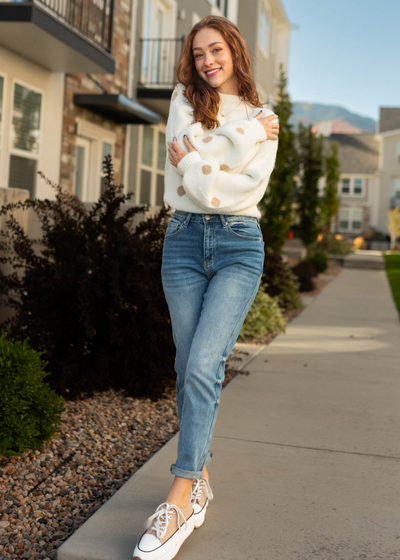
[226,220,262,240]
[165,216,185,238]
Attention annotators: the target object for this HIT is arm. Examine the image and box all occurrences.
[175,134,278,213]
[167,83,278,174]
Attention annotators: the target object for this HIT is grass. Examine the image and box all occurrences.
[384,252,400,318]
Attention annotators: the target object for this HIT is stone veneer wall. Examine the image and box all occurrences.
[60,0,132,193]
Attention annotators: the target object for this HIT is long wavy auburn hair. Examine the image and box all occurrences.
[176,15,264,130]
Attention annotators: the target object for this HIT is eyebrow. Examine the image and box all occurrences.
[192,41,224,52]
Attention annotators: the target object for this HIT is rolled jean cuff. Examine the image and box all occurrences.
[170,450,213,479]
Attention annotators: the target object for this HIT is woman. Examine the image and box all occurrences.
[133,15,279,560]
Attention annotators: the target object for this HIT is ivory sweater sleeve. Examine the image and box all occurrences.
[164,82,279,218]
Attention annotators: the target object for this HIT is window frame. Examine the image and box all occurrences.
[258,0,270,58]
[340,176,365,197]
[75,118,116,202]
[137,122,166,207]
[338,207,363,233]
[7,78,44,194]
[0,72,6,179]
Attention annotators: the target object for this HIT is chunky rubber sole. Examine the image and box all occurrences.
[193,499,209,529]
[133,514,195,560]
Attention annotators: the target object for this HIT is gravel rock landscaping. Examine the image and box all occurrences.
[0,367,239,560]
[0,260,343,560]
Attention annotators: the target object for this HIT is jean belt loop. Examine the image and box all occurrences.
[184,212,192,227]
[219,214,227,228]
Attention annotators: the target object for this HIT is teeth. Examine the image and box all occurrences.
[206,68,220,75]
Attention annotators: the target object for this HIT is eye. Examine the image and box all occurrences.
[194,48,222,59]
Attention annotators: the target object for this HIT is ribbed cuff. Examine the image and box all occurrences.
[177,150,202,174]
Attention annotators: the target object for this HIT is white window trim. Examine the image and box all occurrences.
[75,118,116,202]
[338,207,363,233]
[140,0,177,88]
[137,122,166,207]
[258,0,270,59]
[7,78,45,192]
[340,176,365,197]
[0,72,7,183]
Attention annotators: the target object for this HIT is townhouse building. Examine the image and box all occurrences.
[321,107,400,241]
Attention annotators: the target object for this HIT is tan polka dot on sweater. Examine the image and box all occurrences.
[177,186,186,197]
[202,165,212,175]
[236,127,245,134]
[172,90,178,101]
[211,197,220,207]
[220,164,230,171]
[202,136,213,143]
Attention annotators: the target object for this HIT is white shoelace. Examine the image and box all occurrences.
[190,477,214,505]
[144,502,188,540]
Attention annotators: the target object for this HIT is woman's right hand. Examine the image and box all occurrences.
[254,111,279,140]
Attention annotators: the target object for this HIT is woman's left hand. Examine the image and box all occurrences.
[168,136,197,168]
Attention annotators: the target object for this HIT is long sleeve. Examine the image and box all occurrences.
[175,134,278,213]
[166,83,278,176]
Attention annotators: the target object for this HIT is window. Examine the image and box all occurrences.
[74,118,116,202]
[341,178,350,194]
[340,177,364,196]
[339,208,349,230]
[0,75,4,174]
[351,209,362,230]
[100,141,113,195]
[258,1,270,56]
[216,0,228,17]
[391,178,400,208]
[138,125,166,206]
[8,81,43,197]
[353,178,363,195]
[338,208,363,232]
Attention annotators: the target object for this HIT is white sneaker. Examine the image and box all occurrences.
[133,501,194,560]
[190,477,214,528]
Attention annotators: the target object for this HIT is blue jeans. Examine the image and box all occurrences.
[161,210,264,479]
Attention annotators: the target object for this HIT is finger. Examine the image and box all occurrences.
[263,114,278,121]
[183,135,195,151]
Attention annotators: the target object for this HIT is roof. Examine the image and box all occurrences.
[73,94,161,125]
[322,134,380,174]
[378,108,400,133]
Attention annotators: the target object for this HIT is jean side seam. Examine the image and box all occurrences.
[195,276,261,472]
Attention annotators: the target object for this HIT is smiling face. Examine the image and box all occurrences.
[192,27,238,95]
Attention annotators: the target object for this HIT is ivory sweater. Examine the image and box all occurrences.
[164,82,279,219]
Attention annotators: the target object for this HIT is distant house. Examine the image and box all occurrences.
[321,107,400,239]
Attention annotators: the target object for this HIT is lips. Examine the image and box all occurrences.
[205,68,221,76]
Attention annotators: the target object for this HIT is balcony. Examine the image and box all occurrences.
[0,0,115,73]
[136,37,184,116]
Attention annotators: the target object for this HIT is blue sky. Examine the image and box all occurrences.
[282,0,400,122]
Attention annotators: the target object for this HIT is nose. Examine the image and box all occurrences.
[204,53,215,67]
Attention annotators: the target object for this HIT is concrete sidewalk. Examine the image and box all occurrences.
[57,268,400,560]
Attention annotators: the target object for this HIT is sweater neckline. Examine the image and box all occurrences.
[218,91,251,117]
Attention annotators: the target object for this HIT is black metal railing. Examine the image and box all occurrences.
[2,0,114,52]
[138,37,185,86]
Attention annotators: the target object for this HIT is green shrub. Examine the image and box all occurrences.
[291,260,318,292]
[261,248,303,311]
[0,332,64,457]
[311,232,353,255]
[0,156,176,400]
[239,286,286,340]
[305,250,328,273]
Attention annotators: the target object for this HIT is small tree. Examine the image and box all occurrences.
[321,141,341,232]
[388,207,400,250]
[259,64,297,253]
[296,122,325,255]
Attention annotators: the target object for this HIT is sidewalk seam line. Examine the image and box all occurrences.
[213,435,400,461]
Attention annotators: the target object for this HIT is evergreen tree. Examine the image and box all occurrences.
[296,122,324,254]
[321,141,341,231]
[259,64,297,253]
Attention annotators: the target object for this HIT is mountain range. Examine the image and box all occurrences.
[289,102,376,135]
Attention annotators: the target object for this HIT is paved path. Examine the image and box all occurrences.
[58,268,400,560]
